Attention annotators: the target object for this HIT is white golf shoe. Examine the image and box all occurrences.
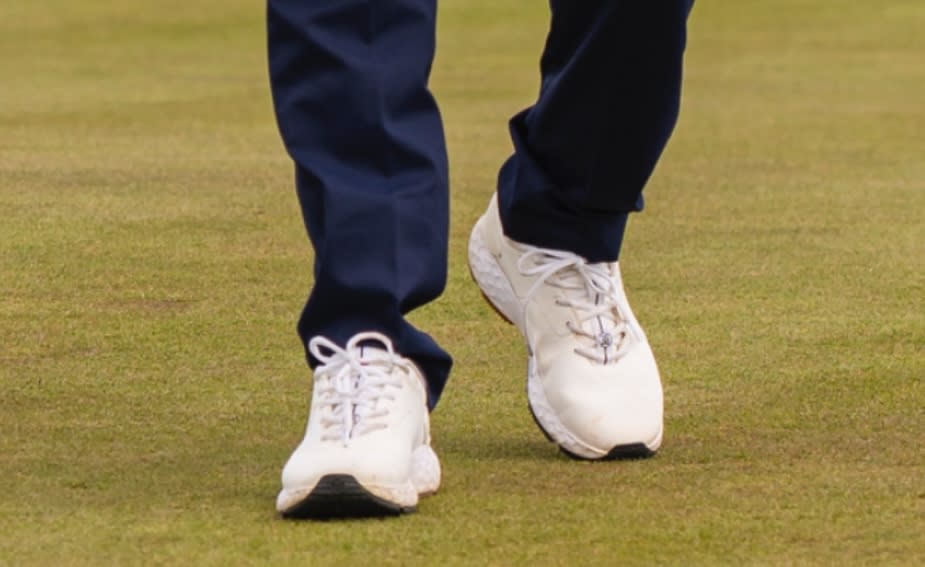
[468,194,663,459]
[276,332,440,518]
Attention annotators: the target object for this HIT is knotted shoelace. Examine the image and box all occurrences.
[308,332,407,445]
[517,247,632,364]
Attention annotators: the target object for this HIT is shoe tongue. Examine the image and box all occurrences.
[358,345,429,394]
[357,344,391,365]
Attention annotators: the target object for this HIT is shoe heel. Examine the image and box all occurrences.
[467,216,522,328]
[468,262,514,326]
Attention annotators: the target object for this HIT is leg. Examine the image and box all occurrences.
[469,0,694,458]
[498,0,694,262]
[268,0,452,407]
[267,0,447,517]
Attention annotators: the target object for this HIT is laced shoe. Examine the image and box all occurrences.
[276,332,440,518]
[468,194,663,459]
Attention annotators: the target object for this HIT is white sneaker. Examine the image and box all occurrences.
[468,194,663,460]
[276,332,440,518]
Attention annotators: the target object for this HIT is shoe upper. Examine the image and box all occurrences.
[475,196,663,453]
[280,332,432,491]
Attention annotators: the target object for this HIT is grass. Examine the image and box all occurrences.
[1,0,923,565]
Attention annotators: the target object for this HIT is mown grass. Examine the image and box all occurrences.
[1,1,923,565]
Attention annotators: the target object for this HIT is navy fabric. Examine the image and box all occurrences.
[499,0,695,262]
[267,0,693,408]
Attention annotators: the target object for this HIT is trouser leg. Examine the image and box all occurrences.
[498,0,695,262]
[267,0,451,407]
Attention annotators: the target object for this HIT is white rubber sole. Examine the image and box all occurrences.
[276,444,440,518]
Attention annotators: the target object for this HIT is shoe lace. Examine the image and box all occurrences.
[517,247,631,364]
[308,332,407,445]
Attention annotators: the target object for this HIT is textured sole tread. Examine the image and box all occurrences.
[281,475,414,519]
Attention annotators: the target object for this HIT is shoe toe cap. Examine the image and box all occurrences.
[543,348,663,453]
[280,441,413,492]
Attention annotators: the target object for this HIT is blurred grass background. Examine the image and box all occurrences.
[1,1,923,564]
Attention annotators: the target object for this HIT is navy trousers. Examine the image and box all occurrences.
[267,0,693,408]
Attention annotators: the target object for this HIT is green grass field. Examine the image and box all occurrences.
[2,1,923,564]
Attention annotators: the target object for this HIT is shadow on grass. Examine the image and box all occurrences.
[440,432,560,462]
